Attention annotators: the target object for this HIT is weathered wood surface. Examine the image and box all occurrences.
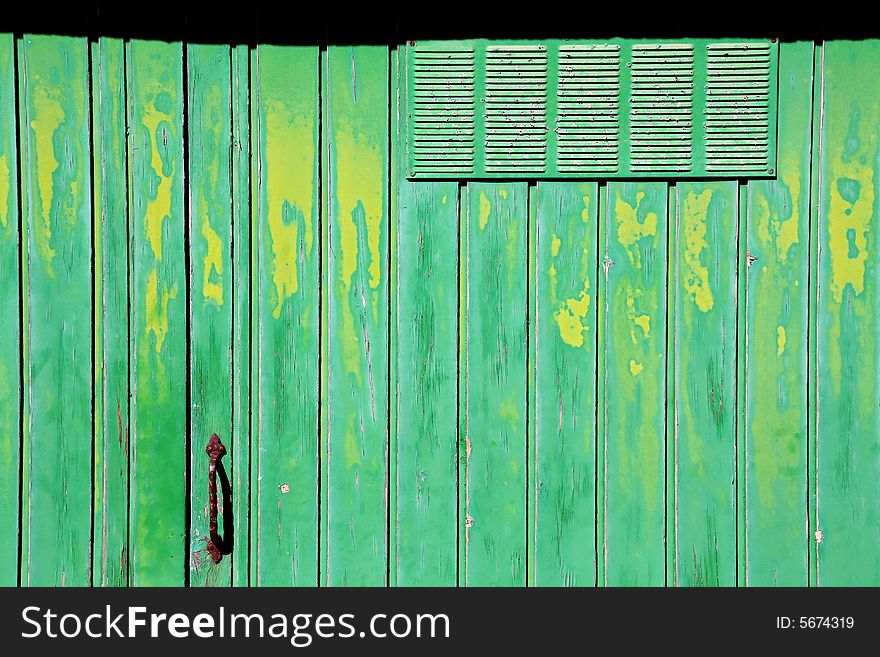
[602,182,667,586]
[462,182,529,586]
[252,45,320,587]
[0,38,875,587]
[127,40,186,586]
[0,33,21,587]
[673,181,737,586]
[19,34,92,586]
[533,182,598,586]
[323,46,390,586]
[92,37,129,586]
[744,42,814,586]
[815,40,880,586]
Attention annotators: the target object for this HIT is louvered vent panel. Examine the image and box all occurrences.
[630,43,694,173]
[705,42,772,173]
[403,39,777,179]
[557,44,620,174]
[411,48,476,175]
[485,45,548,174]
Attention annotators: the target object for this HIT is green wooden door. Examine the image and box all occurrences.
[0,34,877,587]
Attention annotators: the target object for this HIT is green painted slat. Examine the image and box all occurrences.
[92,37,130,587]
[324,45,390,586]
[462,182,528,587]
[744,42,813,587]
[603,181,667,586]
[253,45,320,586]
[0,33,20,587]
[127,40,186,586]
[807,44,823,588]
[533,182,598,586]
[188,43,233,587]
[673,181,737,587]
[230,43,250,588]
[19,34,92,586]
[815,40,880,586]
[394,180,458,585]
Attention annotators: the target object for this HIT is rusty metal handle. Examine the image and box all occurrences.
[205,433,227,564]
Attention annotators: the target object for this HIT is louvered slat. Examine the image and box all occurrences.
[705,43,772,173]
[557,44,620,174]
[412,48,475,175]
[630,43,694,173]
[485,45,548,174]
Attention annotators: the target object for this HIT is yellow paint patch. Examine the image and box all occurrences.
[499,187,508,200]
[142,101,173,262]
[145,268,177,353]
[0,155,9,228]
[265,98,315,318]
[441,194,448,205]
[336,129,384,289]
[581,195,590,222]
[30,86,64,276]
[776,325,786,356]
[614,191,657,269]
[828,156,874,303]
[625,289,651,344]
[776,155,802,261]
[553,281,591,348]
[334,126,384,377]
[629,359,644,376]
[478,191,491,231]
[201,216,223,305]
[682,189,715,313]
[550,234,561,258]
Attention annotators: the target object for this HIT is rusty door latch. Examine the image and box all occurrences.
[206,433,227,564]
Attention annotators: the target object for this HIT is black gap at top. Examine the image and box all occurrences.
[5,1,874,44]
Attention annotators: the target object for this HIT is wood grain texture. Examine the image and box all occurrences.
[462,182,528,587]
[392,43,458,588]
[533,182,598,586]
[394,179,459,585]
[815,40,880,586]
[187,43,233,587]
[0,33,20,587]
[603,182,667,586]
[323,46,389,586]
[91,37,130,587]
[252,45,320,586]
[19,34,92,586]
[744,42,813,586]
[673,181,737,586]
[127,40,186,586]
[230,43,250,587]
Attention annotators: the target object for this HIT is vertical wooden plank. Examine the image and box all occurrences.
[462,182,528,587]
[230,43,250,588]
[253,45,320,586]
[393,49,459,587]
[595,183,607,587]
[92,37,130,586]
[533,182,598,586]
[394,180,458,585]
[603,181,667,586]
[127,40,186,586]
[0,33,20,587]
[19,34,92,586]
[744,42,813,586]
[188,43,233,587]
[816,40,880,586]
[673,181,738,586]
[324,46,389,586]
